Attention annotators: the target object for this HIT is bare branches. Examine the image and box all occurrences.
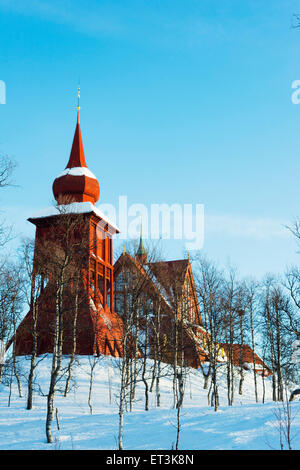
[283,221,300,339]
[0,155,16,250]
[0,155,16,189]
[32,211,91,443]
[291,13,300,29]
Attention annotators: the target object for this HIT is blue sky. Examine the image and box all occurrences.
[0,0,300,278]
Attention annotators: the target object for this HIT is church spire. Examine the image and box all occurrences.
[52,90,100,205]
[65,111,88,169]
[136,220,147,264]
[64,85,87,169]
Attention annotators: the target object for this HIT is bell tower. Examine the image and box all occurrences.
[13,97,122,357]
[48,102,118,312]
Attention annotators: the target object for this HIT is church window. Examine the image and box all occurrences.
[97,227,105,259]
[91,222,97,256]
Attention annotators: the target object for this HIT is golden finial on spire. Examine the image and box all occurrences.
[123,243,126,254]
[77,85,81,112]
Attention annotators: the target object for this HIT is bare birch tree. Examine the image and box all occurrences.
[194,255,226,411]
[245,280,260,402]
[0,155,16,249]
[34,208,90,444]
[0,262,24,387]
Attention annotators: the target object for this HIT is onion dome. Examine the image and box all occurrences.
[52,111,100,204]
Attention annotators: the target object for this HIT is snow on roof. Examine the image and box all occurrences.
[143,264,172,308]
[28,201,120,233]
[55,166,97,180]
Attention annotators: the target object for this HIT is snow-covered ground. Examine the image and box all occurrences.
[0,355,299,450]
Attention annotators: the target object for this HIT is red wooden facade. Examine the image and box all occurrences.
[114,251,209,369]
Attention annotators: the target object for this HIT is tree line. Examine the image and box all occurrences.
[0,155,299,450]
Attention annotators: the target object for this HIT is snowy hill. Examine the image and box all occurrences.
[0,355,299,451]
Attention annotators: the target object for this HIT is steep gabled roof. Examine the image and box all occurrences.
[147,259,189,300]
[114,252,207,366]
[114,252,206,354]
[114,254,203,318]
[147,259,203,325]
[220,343,272,375]
[114,254,191,308]
[114,252,173,313]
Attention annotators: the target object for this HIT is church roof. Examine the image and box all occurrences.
[115,254,194,313]
[114,252,206,365]
[28,201,120,234]
[147,259,190,299]
[52,111,100,204]
[66,112,88,169]
[220,343,272,374]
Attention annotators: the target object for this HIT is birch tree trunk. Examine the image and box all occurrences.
[238,312,245,395]
[64,275,80,397]
[88,353,98,415]
[249,295,258,403]
[175,370,184,450]
[172,305,179,409]
[27,300,38,409]
[142,306,149,411]
[27,274,41,410]
[46,270,65,444]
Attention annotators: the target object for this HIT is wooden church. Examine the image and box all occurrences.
[11,101,270,376]
[114,246,209,368]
